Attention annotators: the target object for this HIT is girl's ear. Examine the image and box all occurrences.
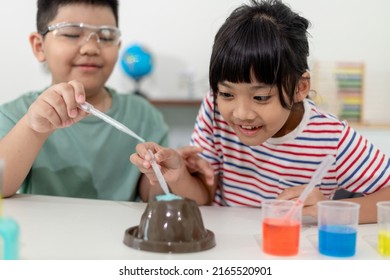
[29,32,46,62]
[294,71,311,102]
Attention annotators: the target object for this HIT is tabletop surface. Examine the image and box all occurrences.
[1,194,384,260]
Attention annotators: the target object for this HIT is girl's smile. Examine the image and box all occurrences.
[236,124,263,137]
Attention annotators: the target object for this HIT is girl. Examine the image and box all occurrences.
[131,0,390,223]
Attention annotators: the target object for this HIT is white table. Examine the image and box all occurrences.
[1,194,384,260]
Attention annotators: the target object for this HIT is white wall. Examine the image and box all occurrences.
[1,0,390,125]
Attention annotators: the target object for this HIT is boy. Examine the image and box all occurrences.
[0,0,169,201]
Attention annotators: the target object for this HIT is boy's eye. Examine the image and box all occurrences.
[62,33,81,39]
[98,30,116,42]
[98,36,115,42]
[56,27,83,39]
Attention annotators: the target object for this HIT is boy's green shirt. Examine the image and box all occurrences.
[0,88,169,201]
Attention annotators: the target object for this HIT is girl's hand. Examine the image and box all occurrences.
[176,146,214,186]
[130,142,185,186]
[277,185,330,217]
[25,80,87,134]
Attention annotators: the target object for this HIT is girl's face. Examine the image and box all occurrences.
[217,79,295,146]
[36,4,119,96]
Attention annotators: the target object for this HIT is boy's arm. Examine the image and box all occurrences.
[0,81,87,197]
[0,116,50,197]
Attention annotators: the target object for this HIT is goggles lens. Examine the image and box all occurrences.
[44,22,121,47]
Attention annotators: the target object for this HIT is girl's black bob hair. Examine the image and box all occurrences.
[209,0,310,108]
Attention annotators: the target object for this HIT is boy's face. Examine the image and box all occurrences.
[36,4,119,96]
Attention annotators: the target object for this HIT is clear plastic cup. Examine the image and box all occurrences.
[261,200,302,256]
[377,201,390,257]
[0,160,20,260]
[317,200,360,257]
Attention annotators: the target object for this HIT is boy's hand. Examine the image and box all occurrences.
[25,80,87,134]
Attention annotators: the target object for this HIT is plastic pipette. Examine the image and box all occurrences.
[285,155,334,219]
[78,102,145,143]
[148,149,170,195]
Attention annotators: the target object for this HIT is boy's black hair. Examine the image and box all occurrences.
[36,0,119,33]
[209,0,310,108]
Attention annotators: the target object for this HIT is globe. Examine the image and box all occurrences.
[120,44,153,81]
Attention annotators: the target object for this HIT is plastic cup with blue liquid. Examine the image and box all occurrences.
[317,200,360,257]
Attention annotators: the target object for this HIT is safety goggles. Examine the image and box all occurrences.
[40,22,121,47]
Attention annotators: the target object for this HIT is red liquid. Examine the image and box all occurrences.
[262,218,301,256]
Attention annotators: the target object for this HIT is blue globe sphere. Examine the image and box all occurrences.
[120,44,153,81]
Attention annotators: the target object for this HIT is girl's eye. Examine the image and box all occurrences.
[218,92,233,99]
[254,95,271,102]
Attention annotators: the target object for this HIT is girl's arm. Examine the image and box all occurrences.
[345,187,390,224]
[132,142,217,205]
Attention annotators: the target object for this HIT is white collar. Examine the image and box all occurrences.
[266,99,311,145]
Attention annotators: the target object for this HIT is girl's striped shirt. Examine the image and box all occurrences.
[190,92,390,206]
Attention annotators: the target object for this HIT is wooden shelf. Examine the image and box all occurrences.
[149,99,202,107]
[351,122,390,129]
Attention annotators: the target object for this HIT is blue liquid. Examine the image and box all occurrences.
[155,193,182,201]
[319,225,357,257]
[0,217,20,260]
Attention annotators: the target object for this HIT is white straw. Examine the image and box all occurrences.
[285,155,334,219]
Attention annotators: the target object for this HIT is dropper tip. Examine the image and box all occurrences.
[78,102,92,112]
